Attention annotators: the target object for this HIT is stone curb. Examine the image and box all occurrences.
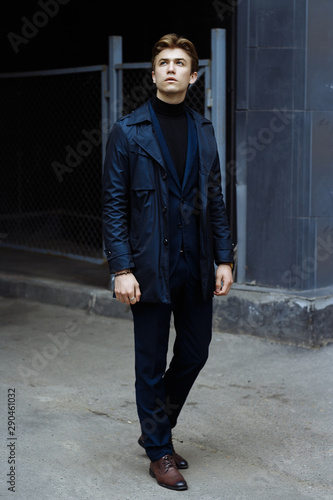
[1,272,332,348]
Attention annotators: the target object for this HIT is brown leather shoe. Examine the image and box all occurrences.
[149,455,188,491]
[138,434,189,469]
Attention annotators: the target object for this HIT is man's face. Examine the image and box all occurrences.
[152,48,197,103]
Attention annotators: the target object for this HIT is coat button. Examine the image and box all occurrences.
[163,238,168,245]
[162,171,168,180]
[177,223,183,229]
[162,205,167,214]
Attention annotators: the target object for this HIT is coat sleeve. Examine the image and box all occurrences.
[102,121,134,274]
[208,149,234,265]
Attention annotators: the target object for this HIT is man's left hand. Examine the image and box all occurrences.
[214,264,233,296]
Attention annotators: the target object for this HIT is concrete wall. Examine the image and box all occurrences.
[236,0,333,291]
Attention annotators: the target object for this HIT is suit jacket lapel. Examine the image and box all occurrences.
[181,110,198,194]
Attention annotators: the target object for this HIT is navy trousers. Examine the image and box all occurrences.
[131,254,213,462]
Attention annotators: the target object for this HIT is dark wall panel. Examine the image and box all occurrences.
[244,111,293,286]
[307,0,333,109]
[311,111,333,217]
[237,0,333,290]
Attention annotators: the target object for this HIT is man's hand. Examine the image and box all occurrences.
[114,272,141,305]
[214,264,233,296]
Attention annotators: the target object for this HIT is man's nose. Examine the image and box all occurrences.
[167,62,175,73]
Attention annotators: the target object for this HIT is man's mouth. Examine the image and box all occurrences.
[165,78,177,82]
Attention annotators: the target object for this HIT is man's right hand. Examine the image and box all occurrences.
[114,272,141,305]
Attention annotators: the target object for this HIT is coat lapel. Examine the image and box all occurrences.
[133,124,167,170]
[192,110,218,176]
[127,101,166,169]
[148,102,182,189]
[127,101,216,187]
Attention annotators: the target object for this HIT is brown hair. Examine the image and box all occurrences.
[151,33,199,73]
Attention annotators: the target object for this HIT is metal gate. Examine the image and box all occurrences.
[0,65,108,263]
[0,29,226,263]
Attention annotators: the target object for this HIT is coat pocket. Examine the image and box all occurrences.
[130,186,156,244]
[131,187,155,215]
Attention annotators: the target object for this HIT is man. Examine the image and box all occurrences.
[102,33,234,491]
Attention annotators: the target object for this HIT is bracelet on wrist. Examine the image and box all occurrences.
[115,270,132,277]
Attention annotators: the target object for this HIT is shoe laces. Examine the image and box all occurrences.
[162,454,176,472]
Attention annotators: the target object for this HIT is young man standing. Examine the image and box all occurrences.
[102,34,234,491]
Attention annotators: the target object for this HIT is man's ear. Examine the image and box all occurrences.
[152,71,156,84]
[189,72,198,85]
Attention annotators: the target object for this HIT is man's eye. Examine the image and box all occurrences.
[177,61,184,65]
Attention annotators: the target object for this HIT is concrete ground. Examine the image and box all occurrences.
[0,295,332,500]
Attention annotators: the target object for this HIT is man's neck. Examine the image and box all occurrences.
[156,89,186,104]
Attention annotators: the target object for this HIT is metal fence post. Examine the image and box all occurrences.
[211,28,226,198]
[108,36,122,127]
[101,66,108,168]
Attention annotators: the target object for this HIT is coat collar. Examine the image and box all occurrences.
[128,100,215,174]
[127,99,211,127]
[148,101,198,192]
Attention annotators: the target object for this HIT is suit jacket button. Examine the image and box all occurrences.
[162,205,167,214]
[163,238,168,245]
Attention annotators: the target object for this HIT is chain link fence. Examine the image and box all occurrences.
[0,67,105,261]
[0,61,208,262]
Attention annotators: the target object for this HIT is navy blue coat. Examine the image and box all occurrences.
[102,100,234,303]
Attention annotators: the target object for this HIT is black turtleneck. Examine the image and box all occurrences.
[151,96,188,183]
